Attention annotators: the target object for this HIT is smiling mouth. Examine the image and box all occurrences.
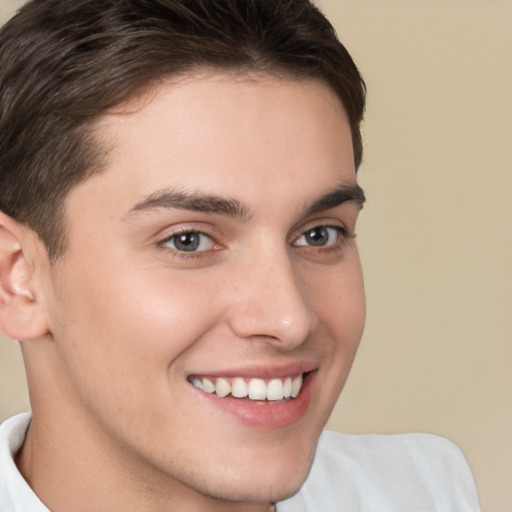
[187,373,308,402]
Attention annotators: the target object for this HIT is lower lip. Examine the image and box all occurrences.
[194,374,315,430]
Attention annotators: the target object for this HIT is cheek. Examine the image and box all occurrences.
[307,255,365,377]
[308,255,365,333]
[334,266,366,342]
[49,261,225,397]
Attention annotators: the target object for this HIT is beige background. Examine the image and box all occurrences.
[0,1,511,511]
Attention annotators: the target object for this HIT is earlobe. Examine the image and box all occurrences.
[0,213,50,340]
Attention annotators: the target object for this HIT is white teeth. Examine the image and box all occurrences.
[191,377,203,390]
[190,374,305,400]
[291,375,303,398]
[267,378,284,401]
[248,378,267,400]
[202,378,215,394]
[231,377,248,398]
[283,377,292,398]
[215,378,231,398]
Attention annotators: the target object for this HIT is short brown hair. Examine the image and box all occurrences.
[0,0,366,260]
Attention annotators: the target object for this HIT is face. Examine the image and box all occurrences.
[41,74,365,505]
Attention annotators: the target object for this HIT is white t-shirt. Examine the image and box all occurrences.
[0,412,480,511]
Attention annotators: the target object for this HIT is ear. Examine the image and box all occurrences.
[0,212,50,341]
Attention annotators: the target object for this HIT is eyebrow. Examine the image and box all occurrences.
[127,188,250,220]
[126,183,365,220]
[305,183,366,216]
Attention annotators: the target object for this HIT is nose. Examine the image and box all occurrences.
[226,248,318,349]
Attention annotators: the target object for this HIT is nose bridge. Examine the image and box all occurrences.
[227,245,317,347]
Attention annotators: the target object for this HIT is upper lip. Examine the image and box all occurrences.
[188,361,318,380]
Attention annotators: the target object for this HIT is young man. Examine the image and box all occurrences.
[0,1,480,510]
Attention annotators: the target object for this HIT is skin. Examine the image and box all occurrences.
[0,74,365,511]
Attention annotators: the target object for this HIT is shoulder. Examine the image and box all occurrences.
[316,430,475,479]
[0,412,32,452]
[279,431,481,512]
[0,412,49,512]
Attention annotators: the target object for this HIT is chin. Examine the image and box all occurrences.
[201,467,310,505]
[187,437,318,505]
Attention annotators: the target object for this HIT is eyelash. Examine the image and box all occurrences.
[159,224,354,260]
[292,225,354,251]
[159,227,219,260]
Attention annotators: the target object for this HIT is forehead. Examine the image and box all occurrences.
[100,72,350,154]
[69,73,356,221]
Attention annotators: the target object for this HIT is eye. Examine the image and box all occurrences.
[162,231,216,252]
[293,226,346,247]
